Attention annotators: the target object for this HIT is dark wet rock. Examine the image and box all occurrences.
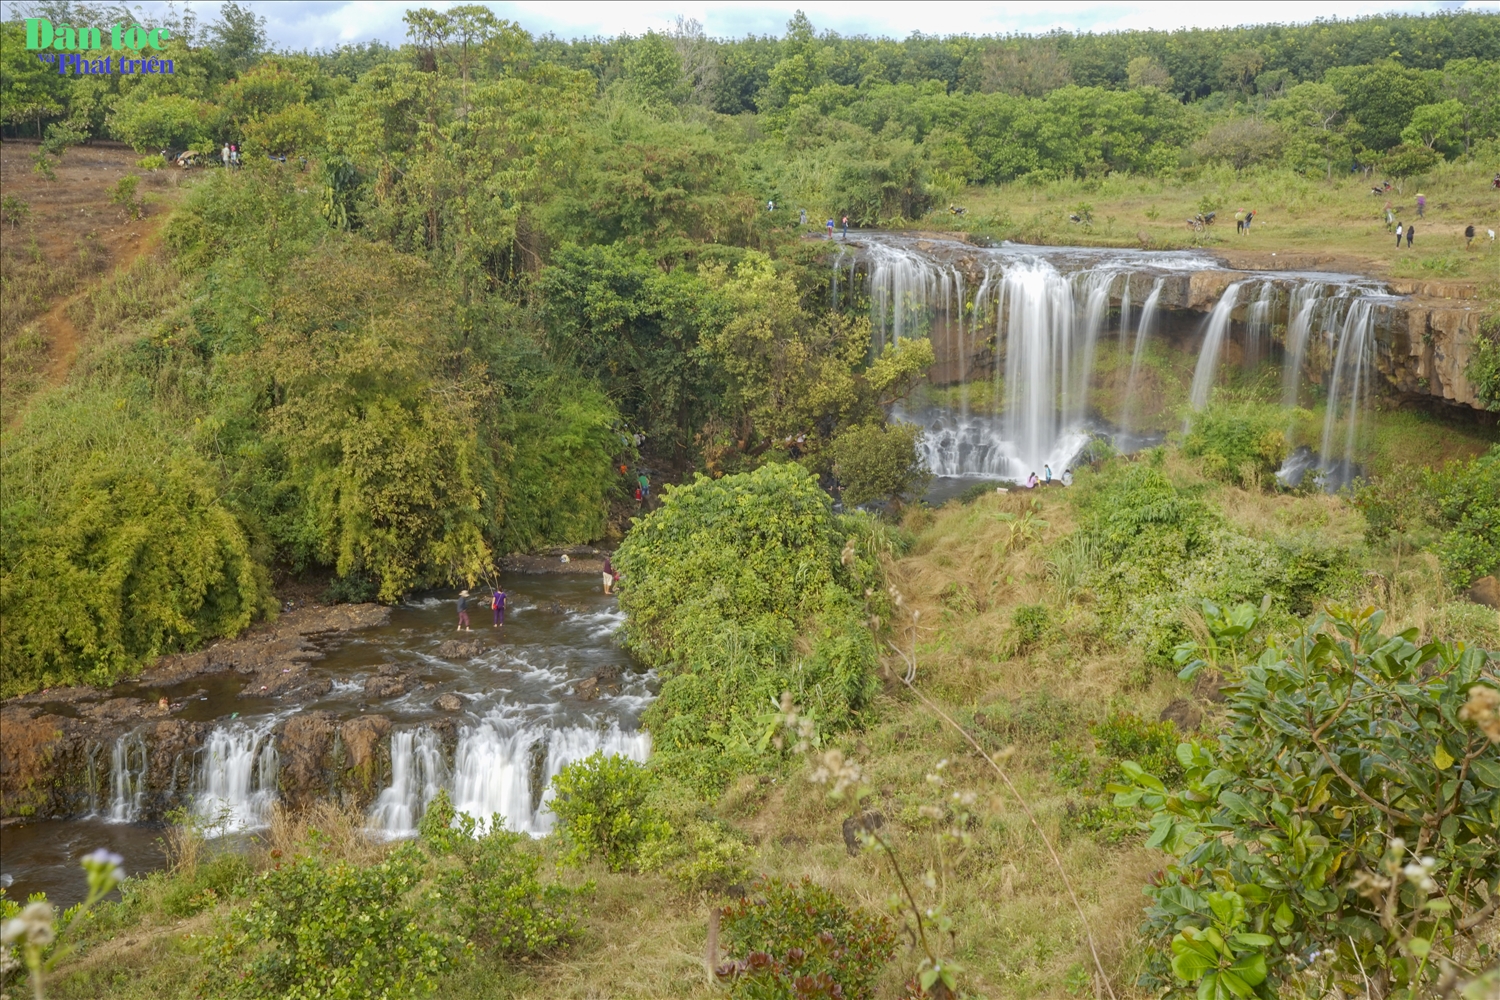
[80,698,169,725]
[277,712,338,811]
[1158,698,1202,733]
[363,673,409,699]
[574,677,599,701]
[434,693,465,712]
[435,640,483,660]
[842,811,885,856]
[338,716,392,806]
[142,603,389,687]
[1468,575,1500,610]
[376,663,401,677]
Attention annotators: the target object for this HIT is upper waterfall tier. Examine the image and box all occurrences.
[834,233,1486,482]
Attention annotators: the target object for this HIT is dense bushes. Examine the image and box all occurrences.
[0,406,272,695]
[1076,460,1353,662]
[615,463,886,786]
[716,876,897,1000]
[1116,607,1500,998]
[549,753,670,872]
[1432,446,1500,588]
[1182,402,1291,490]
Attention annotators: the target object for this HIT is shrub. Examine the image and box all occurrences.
[1182,402,1290,490]
[1114,606,1500,999]
[1466,321,1500,410]
[716,877,897,1000]
[827,420,932,509]
[1090,711,1181,785]
[615,463,883,787]
[549,753,671,872]
[418,791,584,956]
[1431,446,1500,588]
[1010,603,1051,651]
[217,843,454,1000]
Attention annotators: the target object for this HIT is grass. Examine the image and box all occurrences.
[927,157,1500,292]
[38,443,1494,1000]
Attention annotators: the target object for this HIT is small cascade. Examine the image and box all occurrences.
[1116,280,1132,355]
[1316,298,1378,486]
[368,729,448,839]
[1281,284,1327,409]
[107,731,149,823]
[863,242,962,350]
[1121,279,1165,436]
[194,722,279,834]
[1187,282,1246,411]
[452,721,651,835]
[1242,283,1278,370]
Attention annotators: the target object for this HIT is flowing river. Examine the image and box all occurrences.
[1,574,649,906]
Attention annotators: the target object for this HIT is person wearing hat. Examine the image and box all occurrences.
[456,589,472,631]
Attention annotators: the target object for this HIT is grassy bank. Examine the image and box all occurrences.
[18,447,1496,1000]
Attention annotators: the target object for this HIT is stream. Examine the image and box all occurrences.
[1,574,650,907]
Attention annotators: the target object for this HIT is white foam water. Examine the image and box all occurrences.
[193,722,280,835]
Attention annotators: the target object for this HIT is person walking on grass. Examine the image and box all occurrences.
[1244,210,1254,233]
[1235,209,1245,234]
[1395,223,1404,248]
[491,587,506,627]
[1467,224,1476,248]
[637,471,650,505]
[456,590,472,632]
[1416,193,1425,218]
[1406,224,1414,248]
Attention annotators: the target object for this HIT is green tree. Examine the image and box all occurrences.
[1325,62,1436,151]
[827,421,931,508]
[1401,98,1465,151]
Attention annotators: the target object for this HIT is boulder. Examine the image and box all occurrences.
[277,711,338,811]
[841,811,885,856]
[574,677,599,701]
[1158,698,1202,733]
[363,673,409,699]
[338,715,393,806]
[435,639,483,660]
[434,693,465,712]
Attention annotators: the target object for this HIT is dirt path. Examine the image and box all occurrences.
[40,220,162,387]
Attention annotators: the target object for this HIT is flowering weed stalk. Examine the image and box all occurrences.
[1,850,126,1000]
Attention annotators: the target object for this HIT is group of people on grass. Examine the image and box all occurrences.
[1023,465,1073,489]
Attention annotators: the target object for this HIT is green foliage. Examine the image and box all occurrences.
[1182,402,1291,490]
[716,876,897,1000]
[1431,446,1500,588]
[549,753,671,872]
[109,175,143,220]
[418,791,584,955]
[1466,323,1500,410]
[1,194,29,229]
[1114,606,1500,999]
[1009,603,1051,651]
[107,95,211,152]
[827,420,931,508]
[615,463,882,787]
[1074,463,1352,663]
[0,418,273,695]
[215,843,453,1000]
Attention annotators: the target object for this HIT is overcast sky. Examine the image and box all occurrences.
[18,1,1500,49]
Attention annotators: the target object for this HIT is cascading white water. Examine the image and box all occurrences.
[106,732,148,823]
[1242,283,1278,370]
[1317,298,1377,483]
[194,722,279,834]
[368,729,447,839]
[1188,282,1246,411]
[863,242,962,351]
[1120,279,1165,437]
[369,717,652,838]
[1281,283,1328,409]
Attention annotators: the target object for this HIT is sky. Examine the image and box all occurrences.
[59,0,1500,51]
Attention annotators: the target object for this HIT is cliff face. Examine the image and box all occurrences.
[922,263,1489,412]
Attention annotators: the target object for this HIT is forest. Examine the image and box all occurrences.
[0,3,1498,999]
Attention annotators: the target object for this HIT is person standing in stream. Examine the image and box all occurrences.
[456,590,472,632]
[602,555,615,595]
[491,587,506,627]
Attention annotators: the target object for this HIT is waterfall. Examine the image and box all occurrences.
[1188,282,1246,410]
[1242,283,1277,370]
[1121,279,1165,436]
[863,242,961,351]
[369,729,447,839]
[106,731,149,823]
[1117,280,1132,355]
[194,722,279,835]
[1316,298,1377,485]
[1281,284,1327,409]
[368,717,652,838]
